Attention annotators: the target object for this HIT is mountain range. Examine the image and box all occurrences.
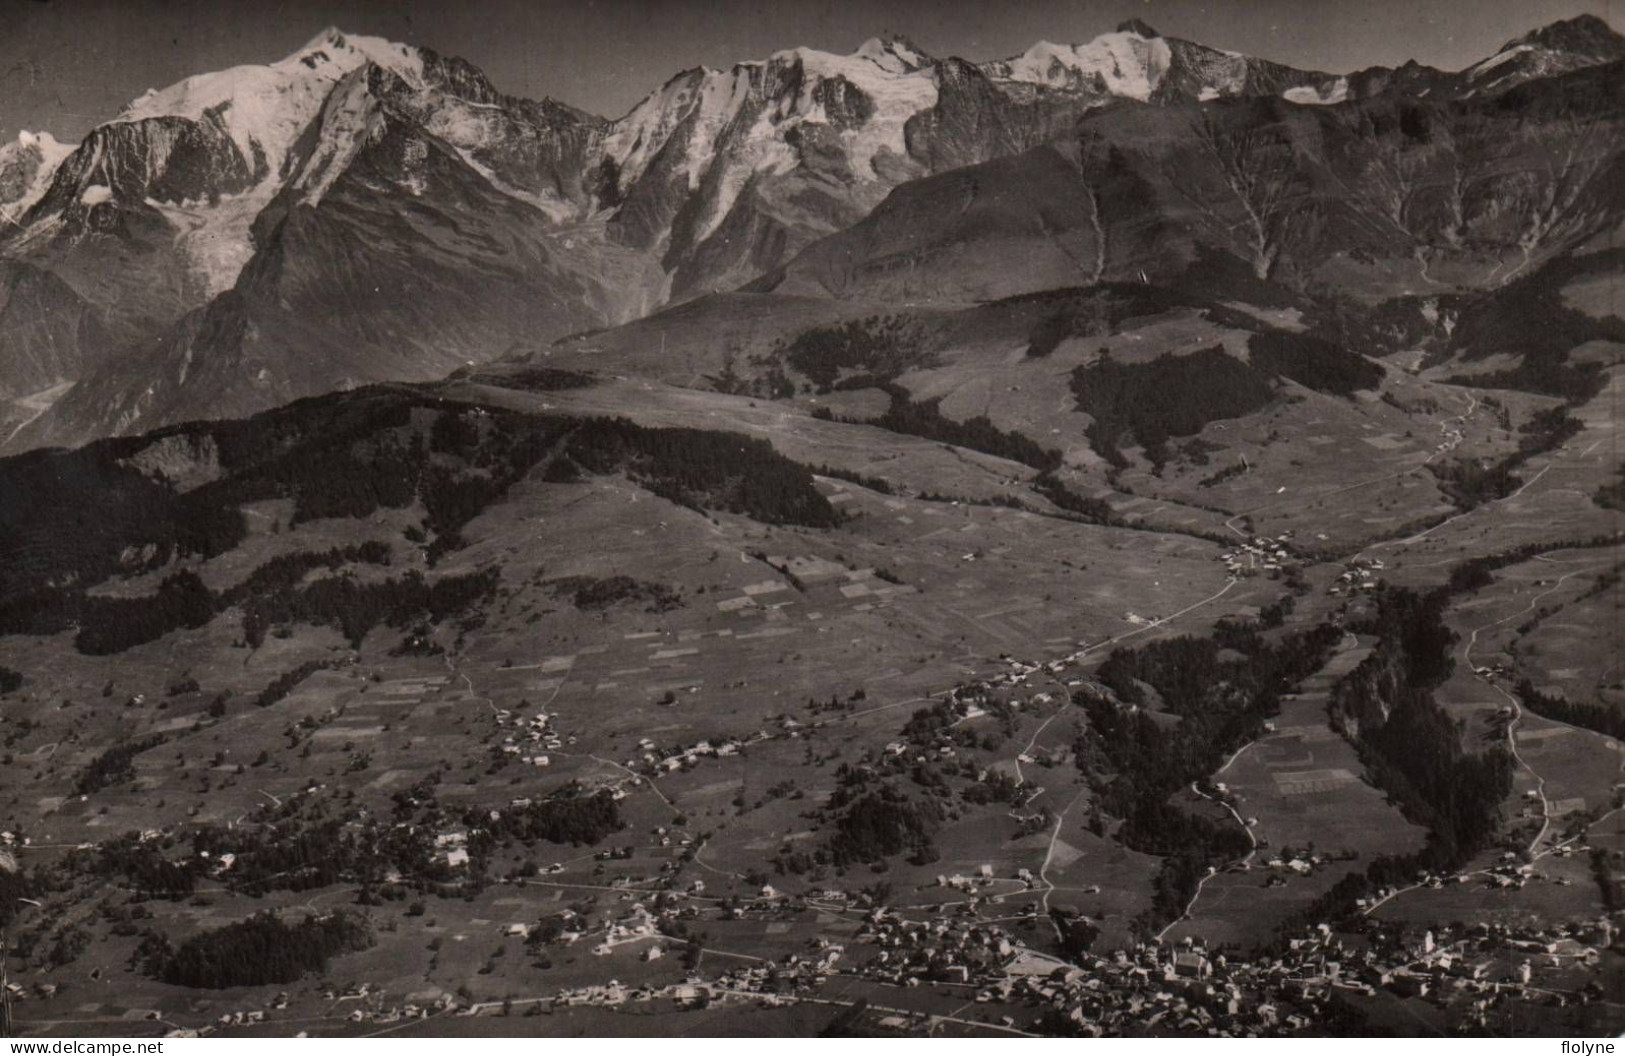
[3,14,1625,1035]
[1,15,1623,452]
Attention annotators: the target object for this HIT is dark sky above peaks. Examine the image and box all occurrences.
[0,0,1620,141]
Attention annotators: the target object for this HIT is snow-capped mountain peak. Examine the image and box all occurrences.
[989,27,1174,100]
[290,26,427,77]
[1460,14,1625,94]
[850,35,931,74]
[0,130,74,228]
[1500,13,1625,58]
[117,28,423,180]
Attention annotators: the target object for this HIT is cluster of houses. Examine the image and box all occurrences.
[1327,556,1385,596]
[857,906,1027,987]
[632,735,747,776]
[812,892,1619,1036]
[139,849,1614,1038]
[167,988,449,1036]
[984,656,1068,690]
[585,902,663,957]
[495,897,1615,1036]
[493,704,567,767]
[547,977,725,1010]
[936,863,1023,892]
[1221,533,1300,578]
[1357,918,1617,1030]
[434,830,470,869]
[885,913,1618,1037]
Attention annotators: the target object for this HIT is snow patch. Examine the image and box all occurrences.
[999,31,1173,101]
[683,69,754,191]
[1467,44,1531,80]
[288,68,385,206]
[692,110,796,243]
[602,69,717,188]
[0,130,74,225]
[117,28,422,183]
[1282,78,1348,105]
[774,45,938,179]
[852,37,927,74]
[451,144,576,221]
[604,32,937,228]
[79,184,113,206]
[146,185,276,295]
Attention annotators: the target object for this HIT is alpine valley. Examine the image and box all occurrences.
[0,11,1622,1040]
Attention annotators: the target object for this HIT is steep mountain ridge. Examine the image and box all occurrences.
[2,16,1622,453]
[1459,13,1625,96]
[0,131,74,229]
[762,56,1625,312]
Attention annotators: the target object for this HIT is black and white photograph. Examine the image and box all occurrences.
[0,0,1621,1041]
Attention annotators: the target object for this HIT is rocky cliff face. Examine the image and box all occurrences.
[3,17,1623,452]
[0,261,104,400]
[0,131,74,228]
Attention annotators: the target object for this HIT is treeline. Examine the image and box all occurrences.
[1440,249,1619,400]
[810,464,895,495]
[71,572,216,656]
[468,789,623,849]
[1199,462,1247,488]
[1069,331,1379,470]
[1516,680,1625,741]
[1321,588,1514,906]
[548,575,683,613]
[99,815,448,901]
[244,567,499,650]
[3,388,842,653]
[0,438,248,606]
[226,544,391,604]
[1072,348,1274,470]
[67,543,393,655]
[466,367,597,392]
[0,865,38,929]
[1246,329,1384,397]
[75,734,167,795]
[139,912,371,989]
[82,832,199,898]
[220,395,559,544]
[1032,472,1117,524]
[50,555,497,657]
[1595,464,1625,512]
[1429,405,1582,511]
[194,818,364,894]
[0,393,515,645]
[775,316,928,390]
[1025,289,1119,358]
[562,418,843,528]
[840,383,1061,471]
[0,392,507,606]
[1029,472,1237,546]
[1446,533,1620,594]
[1076,621,1343,932]
[825,784,942,868]
[997,276,1281,361]
[254,661,336,708]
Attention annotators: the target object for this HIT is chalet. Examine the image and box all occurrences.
[1172,953,1212,978]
